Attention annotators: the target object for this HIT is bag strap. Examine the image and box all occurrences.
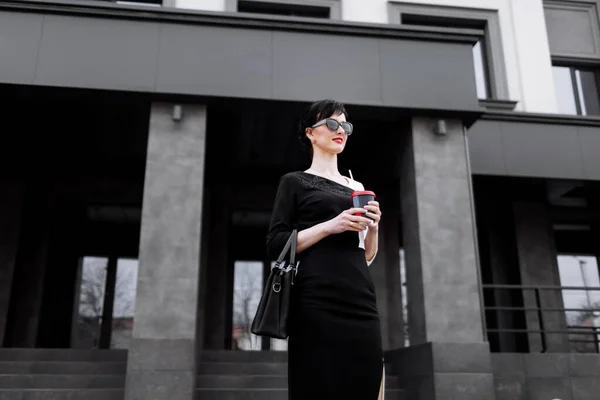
[275,229,297,265]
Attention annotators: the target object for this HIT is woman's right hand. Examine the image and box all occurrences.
[325,208,372,235]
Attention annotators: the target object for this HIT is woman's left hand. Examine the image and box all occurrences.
[364,201,382,232]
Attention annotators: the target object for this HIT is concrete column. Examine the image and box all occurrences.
[370,193,404,350]
[382,201,404,349]
[124,103,207,400]
[401,117,483,344]
[388,117,495,400]
[369,201,390,349]
[3,185,51,348]
[196,190,211,354]
[37,199,85,348]
[474,181,523,352]
[203,185,231,350]
[0,183,24,345]
[513,202,569,352]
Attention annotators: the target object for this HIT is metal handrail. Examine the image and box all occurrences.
[484,284,600,290]
[481,284,600,353]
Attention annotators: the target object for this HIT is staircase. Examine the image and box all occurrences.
[0,348,126,399]
[197,350,405,400]
[0,349,404,399]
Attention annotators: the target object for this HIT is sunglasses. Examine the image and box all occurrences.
[311,118,354,136]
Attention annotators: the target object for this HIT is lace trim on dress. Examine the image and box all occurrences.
[296,173,354,196]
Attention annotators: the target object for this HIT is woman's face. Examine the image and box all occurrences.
[306,112,349,155]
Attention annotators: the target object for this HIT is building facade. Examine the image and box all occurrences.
[0,0,599,399]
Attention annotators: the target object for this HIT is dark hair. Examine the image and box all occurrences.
[297,99,348,152]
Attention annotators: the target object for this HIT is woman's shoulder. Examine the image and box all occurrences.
[279,171,304,182]
[276,171,306,189]
[347,177,365,191]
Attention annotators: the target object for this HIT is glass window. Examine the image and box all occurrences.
[76,257,108,349]
[577,70,600,116]
[237,1,330,18]
[110,258,138,349]
[473,40,490,99]
[553,66,600,116]
[115,1,161,6]
[557,255,600,352]
[269,261,288,351]
[232,261,264,351]
[553,67,578,115]
[399,14,491,99]
[74,256,138,349]
[400,248,409,347]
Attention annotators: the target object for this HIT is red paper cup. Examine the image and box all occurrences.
[350,190,376,220]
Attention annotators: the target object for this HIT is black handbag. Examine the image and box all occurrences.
[251,229,297,339]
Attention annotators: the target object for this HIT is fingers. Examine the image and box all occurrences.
[364,202,382,224]
[346,207,368,215]
[365,213,380,225]
[364,204,381,215]
[346,220,367,231]
[348,214,372,225]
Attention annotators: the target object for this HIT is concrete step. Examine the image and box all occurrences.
[0,349,127,362]
[0,388,403,400]
[197,374,287,388]
[0,362,126,375]
[196,374,401,389]
[196,388,405,400]
[0,389,124,400]
[197,362,286,375]
[200,351,288,363]
[197,362,397,377]
[0,374,125,389]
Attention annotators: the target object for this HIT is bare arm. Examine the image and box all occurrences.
[296,222,330,253]
[266,174,372,258]
[296,208,372,253]
[363,200,382,264]
[351,179,382,264]
[364,226,378,263]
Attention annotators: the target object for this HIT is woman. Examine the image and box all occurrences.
[266,99,384,399]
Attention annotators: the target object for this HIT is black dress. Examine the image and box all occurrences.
[266,171,383,399]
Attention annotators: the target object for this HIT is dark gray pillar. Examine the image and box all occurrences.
[383,200,404,349]
[196,191,210,353]
[401,117,484,344]
[390,117,496,400]
[0,183,24,345]
[124,103,207,400]
[203,185,231,350]
[513,202,569,352]
[474,181,523,353]
[370,193,404,350]
[37,199,85,348]
[369,206,390,349]
[4,185,51,348]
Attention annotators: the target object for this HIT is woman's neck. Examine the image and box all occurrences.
[308,152,340,178]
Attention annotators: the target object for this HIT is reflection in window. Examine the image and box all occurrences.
[76,257,107,348]
[237,1,330,18]
[232,261,264,351]
[399,15,492,99]
[111,259,138,349]
[553,66,600,116]
[473,40,490,99]
[558,255,600,353]
[74,256,138,349]
[400,249,409,347]
[270,261,288,351]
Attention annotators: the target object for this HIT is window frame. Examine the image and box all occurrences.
[552,63,600,116]
[387,2,509,101]
[225,0,341,20]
